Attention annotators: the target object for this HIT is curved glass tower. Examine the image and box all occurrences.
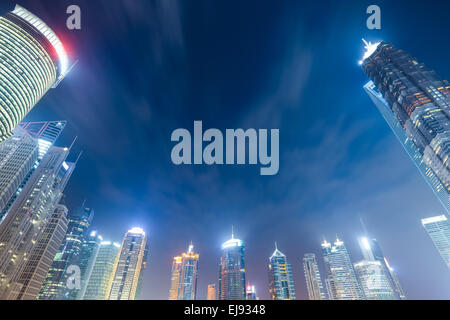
[0,5,68,142]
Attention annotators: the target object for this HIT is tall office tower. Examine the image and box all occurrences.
[321,238,365,300]
[358,237,406,299]
[169,243,199,300]
[267,243,296,300]
[361,41,450,212]
[218,230,246,300]
[246,284,258,300]
[207,284,216,300]
[108,227,148,300]
[38,205,94,300]
[0,5,69,142]
[303,253,326,300]
[354,260,396,300]
[0,145,75,299]
[0,121,66,219]
[75,231,102,299]
[5,204,68,300]
[421,215,450,269]
[83,241,120,300]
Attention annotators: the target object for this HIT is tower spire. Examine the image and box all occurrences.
[231,225,234,239]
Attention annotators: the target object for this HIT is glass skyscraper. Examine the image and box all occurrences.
[421,215,450,269]
[0,143,75,299]
[83,241,120,300]
[358,237,406,299]
[169,242,199,300]
[38,205,94,300]
[361,41,450,213]
[354,260,396,300]
[218,230,246,300]
[0,121,66,220]
[76,230,102,299]
[303,253,326,300]
[6,204,69,300]
[268,243,296,300]
[321,238,364,300]
[0,5,69,142]
[108,227,148,300]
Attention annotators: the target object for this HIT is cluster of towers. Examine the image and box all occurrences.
[168,230,409,301]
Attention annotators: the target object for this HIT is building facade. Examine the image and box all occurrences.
[358,237,406,299]
[0,144,75,299]
[322,238,364,300]
[6,204,68,300]
[76,230,102,299]
[169,243,199,300]
[38,205,94,299]
[354,260,396,300]
[362,41,450,213]
[108,227,148,300]
[0,5,69,141]
[83,241,120,300]
[207,284,216,300]
[218,231,246,300]
[268,244,296,300]
[421,215,450,269]
[303,253,326,300]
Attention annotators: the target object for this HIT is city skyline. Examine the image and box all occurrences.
[0,0,449,300]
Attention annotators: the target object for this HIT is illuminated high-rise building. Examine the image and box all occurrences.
[218,229,246,300]
[83,241,120,300]
[321,238,364,300]
[76,230,102,299]
[358,237,406,299]
[0,121,66,220]
[108,227,148,300]
[38,204,94,300]
[246,284,258,300]
[354,260,396,300]
[421,215,450,269]
[207,284,216,300]
[169,242,199,300]
[303,253,326,300]
[361,41,450,212]
[0,144,75,299]
[6,204,68,300]
[268,243,296,300]
[0,5,69,142]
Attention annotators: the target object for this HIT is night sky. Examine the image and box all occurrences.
[1,0,450,299]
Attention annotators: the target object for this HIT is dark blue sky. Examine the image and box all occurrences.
[2,0,450,299]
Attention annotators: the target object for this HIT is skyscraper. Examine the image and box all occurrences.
[5,204,69,300]
[361,41,450,213]
[354,260,396,300]
[169,242,199,300]
[38,204,94,300]
[0,5,69,142]
[358,237,406,299]
[218,229,246,300]
[303,253,326,300]
[421,215,450,269]
[83,241,120,300]
[0,121,66,220]
[321,238,364,300]
[76,230,102,299]
[207,284,216,300]
[0,144,75,299]
[245,284,258,300]
[268,243,296,300]
[108,227,148,300]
